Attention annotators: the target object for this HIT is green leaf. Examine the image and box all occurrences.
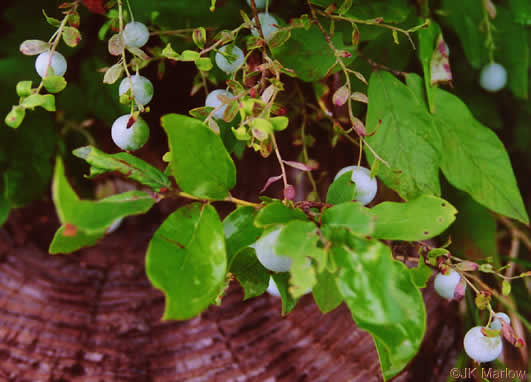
[493,6,528,99]
[272,24,354,82]
[254,201,307,227]
[161,114,236,199]
[51,157,155,234]
[195,57,213,71]
[271,272,299,315]
[0,194,9,226]
[365,71,442,200]
[270,116,289,131]
[21,93,56,111]
[223,206,263,264]
[326,171,358,204]
[72,146,171,192]
[229,247,269,300]
[321,201,375,236]
[509,0,531,25]
[181,50,201,61]
[430,86,529,224]
[312,270,343,313]
[49,224,103,255]
[16,80,32,97]
[310,0,411,24]
[62,26,82,47]
[441,0,488,69]
[5,106,25,128]
[276,220,326,297]
[333,238,426,380]
[448,192,497,259]
[409,257,433,288]
[371,195,457,241]
[42,9,61,27]
[146,203,227,320]
[43,75,67,93]
[417,20,441,112]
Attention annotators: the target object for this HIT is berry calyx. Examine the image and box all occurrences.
[215,45,245,74]
[35,51,67,78]
[251,13,278,42]
[119,75,154,106]
[111,114,149,151]
[433,269,465,300]
[479,62,507,92]
[205,89,234,120]
[334,165,378,205]
[254,228,292,272]
[122,21,150,49]
[463,326,503,363]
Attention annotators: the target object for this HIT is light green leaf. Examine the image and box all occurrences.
[229,247,269,300]
[73,145,171,192]
[409,257,433,288]
[417,20,441,112]
[162,114,236,199]
[326,171,358,205]
[21,93,56,111]
[43,75,67,93]
[146,203,227,320]
[5,106,25,128]
[321,201,375,236]
[371,195,457,241]
[276,220,326,297]
[254,201,307,227]
[312,270,343,313]
[333,238,426,380]
[365,71,442,200]
[49,225,103,255]
[223,206,263,264]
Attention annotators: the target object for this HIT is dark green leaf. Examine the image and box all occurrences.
[509,0,531,25]
[223,206,263,264]
[230,247,269,300]
[0,195,9,226]
[310,0,411,24]
[272,24,354,82]
[161,113,236,199]
[73,145,171,192]
[312,270,343,313]
[417,20,441,112]
[271,272,299,315]
[371,195,457,241]
[146,203,227,320]
[321,201,375,236]
[254,201,307,227]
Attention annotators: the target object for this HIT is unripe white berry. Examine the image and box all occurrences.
[119,75,154,106]
[254,228,292,272]
[266,277,281,297]
[205,89,234,119]
[464,326,503,363]
[434,269,464,300]
[215,45,245,74]
[247,0,269,9]
[111,114,149,151]
[122,21,150,48]
[479,62,507,92]
[35,51,67,78]
[489,312,511,331]
[251,13,278,42]
[334,165,378,205]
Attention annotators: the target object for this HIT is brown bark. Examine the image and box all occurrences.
[0,201,459,382]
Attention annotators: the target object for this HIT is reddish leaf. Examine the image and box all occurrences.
[282,160,317,172]
[283,184,295,200]
[332,84,349,106]
[81,0,105,14]
[260,175,282,194]
[453,278,466,300]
